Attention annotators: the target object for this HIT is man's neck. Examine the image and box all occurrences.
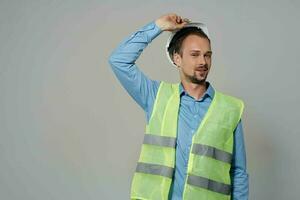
[181,80,208,101]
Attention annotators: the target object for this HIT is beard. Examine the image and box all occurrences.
[183,67,208,84]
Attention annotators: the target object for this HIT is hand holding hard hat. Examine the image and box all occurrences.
[155,13,190,32]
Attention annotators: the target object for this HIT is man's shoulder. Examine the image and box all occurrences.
[217,90,243,101]
[215,90,245,109]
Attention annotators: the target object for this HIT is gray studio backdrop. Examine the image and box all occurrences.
[0,0,299,199]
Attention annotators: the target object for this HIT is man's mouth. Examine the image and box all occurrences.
[195,67,208,72]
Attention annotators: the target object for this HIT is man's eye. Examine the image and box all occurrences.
[191,54,198,56]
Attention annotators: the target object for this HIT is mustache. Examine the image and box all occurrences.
[195,65,208,71]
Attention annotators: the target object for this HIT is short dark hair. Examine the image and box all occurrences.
[167,27,210,62]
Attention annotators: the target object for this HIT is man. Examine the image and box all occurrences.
[108,13,249,200]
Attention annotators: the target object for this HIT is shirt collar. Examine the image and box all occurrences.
[179,81,215,100]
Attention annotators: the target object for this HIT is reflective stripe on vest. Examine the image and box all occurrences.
[143,134,176,148]
[136,162,174,178]
[187,174,231,195]
[192,143,232,164]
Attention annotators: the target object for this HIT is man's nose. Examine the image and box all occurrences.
[198,55,207,66]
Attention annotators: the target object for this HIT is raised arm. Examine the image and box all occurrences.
[108,13,190,120]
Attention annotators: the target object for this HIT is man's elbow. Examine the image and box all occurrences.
[108,51,117,67]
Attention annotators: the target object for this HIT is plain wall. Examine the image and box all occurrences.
[1,0,300,199]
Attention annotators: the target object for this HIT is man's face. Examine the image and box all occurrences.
[173,34,212,84]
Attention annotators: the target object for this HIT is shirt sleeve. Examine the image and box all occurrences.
[108,21,162,122]
[230,119,249,200]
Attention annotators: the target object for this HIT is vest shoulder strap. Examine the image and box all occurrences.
[148,81,179,121]
[215,90,245,120]
[146,81,179,135]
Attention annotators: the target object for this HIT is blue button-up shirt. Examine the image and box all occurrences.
[108,20,249,200]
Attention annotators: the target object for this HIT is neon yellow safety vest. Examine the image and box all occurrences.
[130,81,244,200]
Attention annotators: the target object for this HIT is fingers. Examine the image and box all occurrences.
[160,13,190,31]
[175,15,190,25]
[175,15,187,24]
[174,16,190,30]
[176,15,182,24]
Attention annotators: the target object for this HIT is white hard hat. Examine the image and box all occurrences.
[165,22,210,68]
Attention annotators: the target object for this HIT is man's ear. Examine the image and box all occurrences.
[173,52,181,68]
